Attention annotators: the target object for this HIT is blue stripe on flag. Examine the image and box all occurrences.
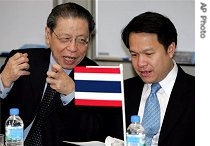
[75,80,121,93]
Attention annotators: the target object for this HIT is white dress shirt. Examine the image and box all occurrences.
[138,60,178,146]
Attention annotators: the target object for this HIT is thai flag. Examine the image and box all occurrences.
[74,64,124,107]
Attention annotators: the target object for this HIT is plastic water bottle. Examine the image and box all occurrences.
[5,108,24,146]
[126,115,145,146]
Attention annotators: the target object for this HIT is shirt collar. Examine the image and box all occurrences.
[145,59,178,96]
[159,59,178,96]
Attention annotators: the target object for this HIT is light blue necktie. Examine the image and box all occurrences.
[142,83,161,146]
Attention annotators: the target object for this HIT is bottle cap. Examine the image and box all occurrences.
[131,115,140,123]
[10,108,19,116]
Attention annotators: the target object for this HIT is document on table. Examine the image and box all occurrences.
[63,141,105,146]
[63,136,124,146]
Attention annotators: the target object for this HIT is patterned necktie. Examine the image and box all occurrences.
[142,83,161,146]
[25,84,56,146]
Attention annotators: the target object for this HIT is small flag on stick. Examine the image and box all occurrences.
[74,64,124,107]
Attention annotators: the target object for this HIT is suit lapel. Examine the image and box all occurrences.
[29,49,51,103]
[158,67,189,142]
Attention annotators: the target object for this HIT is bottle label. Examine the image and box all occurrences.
[5,126,23,141]
[126,134,146,146]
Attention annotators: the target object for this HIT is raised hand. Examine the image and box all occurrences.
[1,52,30,88]
[46,64,75,95]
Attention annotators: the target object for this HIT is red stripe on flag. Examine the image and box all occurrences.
[75,99,122,107]
[74,66,120,74]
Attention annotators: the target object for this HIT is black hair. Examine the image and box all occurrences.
[121,11,177,51]
[47,2,95,35]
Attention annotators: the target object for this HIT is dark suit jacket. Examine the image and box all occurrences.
[0,48,123,146]
[124,65,195,146]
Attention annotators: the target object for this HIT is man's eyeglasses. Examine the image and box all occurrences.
[52,30,89,47]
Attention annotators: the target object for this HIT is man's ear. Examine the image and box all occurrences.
[45,27,51,47]
[167,42,176,58]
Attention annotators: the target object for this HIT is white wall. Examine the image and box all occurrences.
[0,0,53,53]
[95,0,195,61]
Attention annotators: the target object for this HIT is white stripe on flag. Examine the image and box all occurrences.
[75,92,123,101]
[74,73,122,81]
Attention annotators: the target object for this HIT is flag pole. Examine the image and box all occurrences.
[119,64,127,145]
